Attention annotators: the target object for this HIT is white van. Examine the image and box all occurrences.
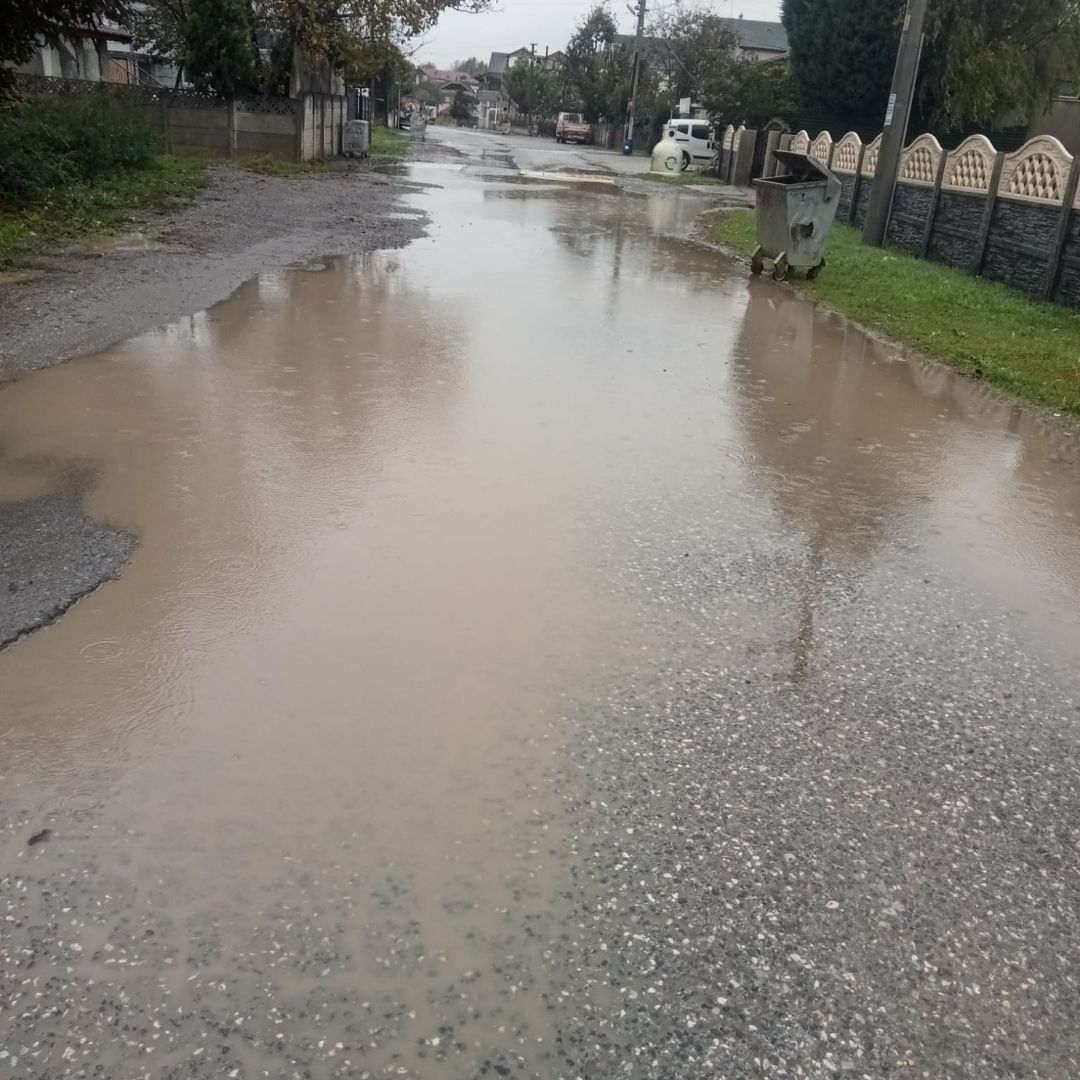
[665,119,716,170]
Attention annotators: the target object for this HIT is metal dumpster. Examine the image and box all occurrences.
[343,120,370,157]
[751,150,841,281]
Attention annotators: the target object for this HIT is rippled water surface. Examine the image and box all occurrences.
[3,151,1080,1079]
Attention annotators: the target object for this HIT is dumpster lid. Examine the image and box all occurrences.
[765,150,842,202]
[772,150,833,179]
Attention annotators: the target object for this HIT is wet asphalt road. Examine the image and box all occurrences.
[3,127,1080,1079]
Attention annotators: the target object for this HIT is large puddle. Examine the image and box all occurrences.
[3,159,1080,1078]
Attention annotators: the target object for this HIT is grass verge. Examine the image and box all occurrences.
[709,208,1080,415]
[370,126,409,160]
[0,154,208,265]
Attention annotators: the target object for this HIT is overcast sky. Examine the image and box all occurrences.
[415,0,784,68]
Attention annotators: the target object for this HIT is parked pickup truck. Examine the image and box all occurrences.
[556,112,590,144]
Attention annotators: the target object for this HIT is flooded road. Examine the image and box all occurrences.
[4,129,1080,1079]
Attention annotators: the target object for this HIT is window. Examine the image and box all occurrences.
[692,124,711,141]
[675,122,689,134]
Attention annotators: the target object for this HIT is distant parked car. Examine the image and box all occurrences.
[665,119,716,170]
[556,112,591,144]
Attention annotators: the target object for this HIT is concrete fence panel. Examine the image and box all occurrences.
[922,135,998,269]
[832,132,863,222]
[983,136,1074,295]
[810,130,834,168]
[941,135,997,195]
[886,135,944,253]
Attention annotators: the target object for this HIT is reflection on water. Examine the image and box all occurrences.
[2,162,1080,1078]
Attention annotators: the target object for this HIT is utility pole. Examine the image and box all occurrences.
[863,0,930,246]
[623,0,646,155]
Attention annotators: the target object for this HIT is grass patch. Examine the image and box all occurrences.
[709,208,1080,414]
[0,154,208,264]
[370,125,409,160]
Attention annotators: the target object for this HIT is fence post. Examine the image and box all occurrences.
[919,154,947,258]
[161,88,171,153]
[971,151,1006,276]
[294,94,306,161]
[1041,157,1080,299]
[848,144,866,225]
[227,97,238,156]
[762,129,781,177]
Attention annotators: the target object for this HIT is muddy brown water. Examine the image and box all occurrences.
[3,162,1080,1078]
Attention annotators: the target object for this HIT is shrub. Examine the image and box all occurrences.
[0,94,161,205]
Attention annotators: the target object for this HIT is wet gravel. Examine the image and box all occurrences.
[5,534,1079,1078]
[0,164,427,383]
[0,473,134,650]
[541,491,1080,1079]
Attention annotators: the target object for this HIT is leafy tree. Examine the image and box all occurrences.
[343,37,412,88]
[451,56,485,75]
[0,0,129,98]
[184,0,258,95]
[564,2,618,121]
[127,0,188,78]
[919,0,1080,129]
[269,0,493,75]
[506,57,558,130]
[702,59,796,128]
[783,0,1080,131]
[648,3,739,104]
[782,0,899,126]
[449,87,471,122]
[413,76,439,106]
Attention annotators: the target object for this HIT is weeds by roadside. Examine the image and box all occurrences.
[0,96,160,204]
[229,126,409,178]
[0,155,207,264]
[709,208,1080,415]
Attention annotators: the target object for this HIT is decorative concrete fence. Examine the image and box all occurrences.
[12,74,345,162]
[739,122,1080,305]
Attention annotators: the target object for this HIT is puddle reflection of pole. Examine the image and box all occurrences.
[607,209,626,321]
[791,535,825,683]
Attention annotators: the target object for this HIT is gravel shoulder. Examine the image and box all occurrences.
[0,163,426,383]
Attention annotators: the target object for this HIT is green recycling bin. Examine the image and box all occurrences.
[750,150,841,281]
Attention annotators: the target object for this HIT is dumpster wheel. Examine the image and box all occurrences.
[806,257,825,281]
[772,252,789,282]
[750,246,765,275]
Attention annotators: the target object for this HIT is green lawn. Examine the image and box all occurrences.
[709,209,1080,415]
[0,154,207,264]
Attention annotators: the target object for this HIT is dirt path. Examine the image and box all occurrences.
[0,164,425,383]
